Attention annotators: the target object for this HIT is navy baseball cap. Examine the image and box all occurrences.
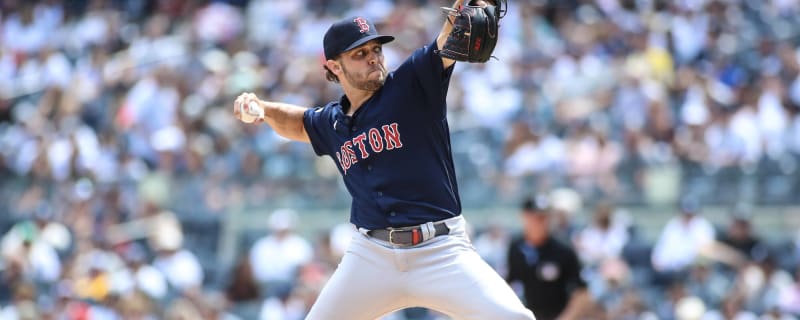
[323,16,394,60]
[522,194,551,214]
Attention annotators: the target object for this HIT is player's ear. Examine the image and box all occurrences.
[325,60,341,74]
[324,60,342,83]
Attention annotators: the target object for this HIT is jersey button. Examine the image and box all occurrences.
[351,126,358,132]
[367,165,372,171]
[377,191,383,196]
[389,212,396,217]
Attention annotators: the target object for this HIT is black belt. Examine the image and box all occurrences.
[368,223,450,246]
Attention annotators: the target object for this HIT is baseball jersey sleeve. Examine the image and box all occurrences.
[303,105,334,156]
[406,40,455,118]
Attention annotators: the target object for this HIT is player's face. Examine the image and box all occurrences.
[339,41,387,91]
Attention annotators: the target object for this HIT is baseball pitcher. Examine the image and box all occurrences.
[233,1,534,319]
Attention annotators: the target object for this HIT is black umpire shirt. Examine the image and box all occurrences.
[506,235,587,320]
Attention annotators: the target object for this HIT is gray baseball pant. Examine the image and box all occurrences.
[305,215,536,320]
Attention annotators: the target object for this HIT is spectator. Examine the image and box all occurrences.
[588,257,633,315]
[115,290,158,320]
[548,187,583,245]
[226,256,260,303]
[165,297,204,320]
[651,197,715,284]
[674,296,707,320]
[249,209,313,297]
[225,256,262,319]
[654,282,693,320]
[703,293,759,320]
[717,206,766,262]
[573,201,629,268]
[150,211,204,294]
[0,282,39,320]
[1,204,71,256]
[195,291,242,320]
[684,260,732,310]
[606,288,658,320]
[565,127,623,198]
[258,288,307,320]
[1,219,62,285]
[72,253,112,302]
[776,266,800,315]
[502,120,565,180]
[735,256,795,314]
[113,242,168,301]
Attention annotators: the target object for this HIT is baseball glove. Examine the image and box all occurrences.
[437,0,507,63]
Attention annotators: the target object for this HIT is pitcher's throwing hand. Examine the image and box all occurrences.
[233,93,264,124]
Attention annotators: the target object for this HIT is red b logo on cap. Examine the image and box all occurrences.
[354,17,370,33]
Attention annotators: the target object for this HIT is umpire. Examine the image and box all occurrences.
[507,195,593,320]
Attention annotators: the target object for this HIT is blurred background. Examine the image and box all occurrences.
[1,0,800,319]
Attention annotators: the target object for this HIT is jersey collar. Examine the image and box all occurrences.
[338,94,352,114]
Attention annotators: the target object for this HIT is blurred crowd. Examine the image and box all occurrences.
[494,190,800,320]
[7,188,800,319]
[1,0,800,319]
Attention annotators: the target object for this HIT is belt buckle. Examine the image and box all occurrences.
[388,228,397,245]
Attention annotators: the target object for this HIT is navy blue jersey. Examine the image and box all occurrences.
[303,40,460,230]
